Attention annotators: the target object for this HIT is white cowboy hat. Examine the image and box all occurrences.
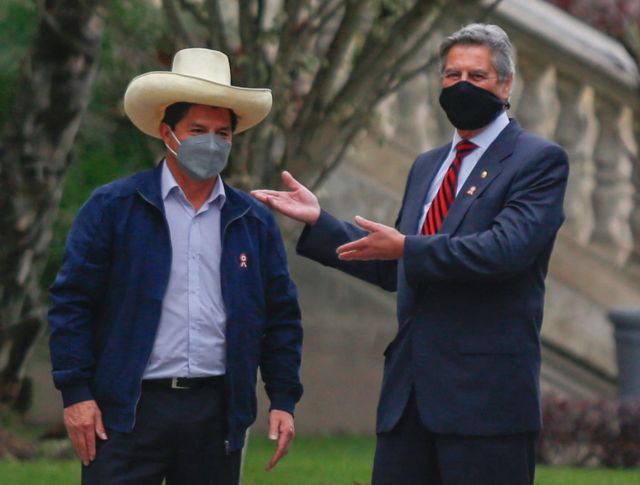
[124,48,272,138]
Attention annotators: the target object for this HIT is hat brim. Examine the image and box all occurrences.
[124,72,273,138]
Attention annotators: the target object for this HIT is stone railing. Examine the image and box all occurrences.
[501,0,640,269]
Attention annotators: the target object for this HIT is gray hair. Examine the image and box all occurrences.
[439,23,516,82]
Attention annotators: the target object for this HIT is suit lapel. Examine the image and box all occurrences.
[438,119,522,235]
[400,145,451,235]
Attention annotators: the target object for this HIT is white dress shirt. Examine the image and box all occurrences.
[417,112,510,233]
[143,161,227,379]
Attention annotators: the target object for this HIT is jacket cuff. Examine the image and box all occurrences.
[61,383,94,408]
[269,395,297,416]
[296,209,338,260]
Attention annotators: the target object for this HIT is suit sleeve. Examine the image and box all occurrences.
[260,214,304,415]
[403,144,569,284]
[296,210,398,292]
[48,192,112,407]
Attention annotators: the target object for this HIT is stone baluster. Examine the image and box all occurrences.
[627,112,640,265]
[515,58,560,139]
[590,95,634,263]
[554,75,598,244]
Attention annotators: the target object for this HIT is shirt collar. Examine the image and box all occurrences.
[451,111,510,151]
[161,160,226,209]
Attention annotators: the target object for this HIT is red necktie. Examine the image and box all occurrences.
[421,140,477,235]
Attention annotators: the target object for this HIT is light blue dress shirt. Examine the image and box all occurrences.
[143,161,227,379]
[417,112,510,233]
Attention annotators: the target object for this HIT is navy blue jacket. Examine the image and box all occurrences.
[48,164,303,451]
[297,120,568,436]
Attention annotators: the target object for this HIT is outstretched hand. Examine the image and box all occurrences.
[336,215,405,261]
[251,171,321,225]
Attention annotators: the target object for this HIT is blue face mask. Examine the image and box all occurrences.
[166,131,231,181]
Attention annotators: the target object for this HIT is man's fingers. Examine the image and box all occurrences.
[266,444,286,471]
[268,418,279,441]
[252,189,286,198]
[85,424,97,463]
[265,417,283,471]
[354,215,380,232]
[266,431,292,472]
[71,429,90,466]
[281,171,304,191]
[338,250,363,260]
[336,237,368,254]
[251,190,268,202]
[95,412,108,441]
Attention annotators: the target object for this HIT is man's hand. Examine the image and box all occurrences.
[251,171,321,226]
[336,215,405,261]
[265,409,295,471]
[63,399,108,466]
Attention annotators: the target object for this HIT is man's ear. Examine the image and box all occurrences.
[499,74,514,102]
[159,122,173,145]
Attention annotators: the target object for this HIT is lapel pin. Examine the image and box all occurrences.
[481,170,488,179]
[467,186,477,196]
[239,253,248,268]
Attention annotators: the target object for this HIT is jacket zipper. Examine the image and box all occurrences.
[131,189,174,429]
[220,206,250,454]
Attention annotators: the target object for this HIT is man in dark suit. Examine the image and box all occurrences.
[252,23,568,485]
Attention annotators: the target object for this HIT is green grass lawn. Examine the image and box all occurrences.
[0,435,639,485]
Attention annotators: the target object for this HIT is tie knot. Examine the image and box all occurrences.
[455,140,477,159]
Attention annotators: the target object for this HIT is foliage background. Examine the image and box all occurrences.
[0,0,165,288]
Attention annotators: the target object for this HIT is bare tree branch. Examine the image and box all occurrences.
[162,0,194,47]
[177,0,207,27]
[308,0,343,35]
[269,0,311,125]
[272,0,306,78]
[327,1,438,118]
[37,0,102,57]
[384,54,439,99]
[295,0,367,134]
[238,0,266,86]
[205,0,231,53]
[383,4,447,78]
[483,0,505,19]
[381,0,506,100]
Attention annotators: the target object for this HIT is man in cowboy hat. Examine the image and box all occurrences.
[48,48,303,484]
[253,24,568,485]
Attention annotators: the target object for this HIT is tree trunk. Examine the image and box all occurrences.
[0,0,104,410]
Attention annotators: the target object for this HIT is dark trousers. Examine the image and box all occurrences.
[372,391,537,485]
[82,378,241,485]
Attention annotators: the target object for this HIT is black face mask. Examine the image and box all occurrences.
[439,81,508,130]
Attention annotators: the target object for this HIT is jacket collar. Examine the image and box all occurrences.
[220,181,251,232]
[399,144,450,235]
[136,163,251,227]
[136,162,165,212]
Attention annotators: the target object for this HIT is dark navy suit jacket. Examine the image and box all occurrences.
[297,119,569,436]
